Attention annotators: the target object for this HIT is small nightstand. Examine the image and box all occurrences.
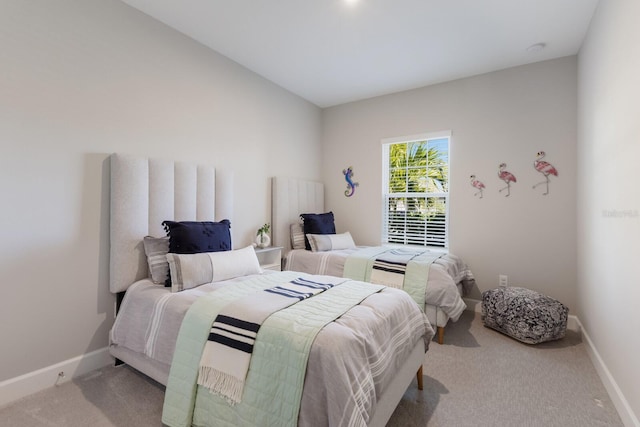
[254,246,283,271]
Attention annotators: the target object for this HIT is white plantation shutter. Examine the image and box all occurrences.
[381,132,450,249]
[382,195,448,247]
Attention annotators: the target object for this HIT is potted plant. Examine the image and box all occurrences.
[255,223,271,248]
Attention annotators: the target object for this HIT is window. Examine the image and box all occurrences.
[381,131,450,248]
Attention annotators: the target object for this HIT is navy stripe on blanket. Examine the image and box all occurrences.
[215,314,261,333]
[208,314,260,354]
[209,332,254,353]
[210,325,256,341]
[373,260,408,275]
[265,286,313,300]
[290,278,335,290]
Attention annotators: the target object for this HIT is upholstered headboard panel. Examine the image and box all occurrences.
[271,177,324,253]
[110,153,233,293]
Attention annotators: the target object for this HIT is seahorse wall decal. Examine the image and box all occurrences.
[343,166,359,197]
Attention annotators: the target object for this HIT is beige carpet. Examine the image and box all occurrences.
[0,311,624,426]
[387,310,623,426]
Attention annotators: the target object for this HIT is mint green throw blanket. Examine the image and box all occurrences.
[162,271,383,427]
[343,247,443,309]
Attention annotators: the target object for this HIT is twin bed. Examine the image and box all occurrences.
[108,154,435,427]
[271,177,475,344]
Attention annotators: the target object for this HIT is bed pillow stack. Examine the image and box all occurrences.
[300,212,336,250]
[143,219,240,291]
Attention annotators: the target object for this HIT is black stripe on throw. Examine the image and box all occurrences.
[264,287,311,300]
[291,278,334,290]
[281,286,315,298]
[209,332,254,353]
[373,261,407,275]
[210,325,256,341]
[375,259,408,267]
[373,265,407,275]
[215,314,261,333]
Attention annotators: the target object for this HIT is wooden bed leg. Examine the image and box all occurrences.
[437,326,445,345]
[416,366,424,390]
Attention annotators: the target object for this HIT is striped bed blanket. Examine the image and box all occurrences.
[344,246,444,309]
[283,246,476,313]
[198,277,340,404]
[110,271,434,427]
[139,271,433,427]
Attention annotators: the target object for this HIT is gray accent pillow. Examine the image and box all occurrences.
[290,223,306,250]
[143,236,170,285]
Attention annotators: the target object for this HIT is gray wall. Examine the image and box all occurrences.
[3,1,638,422]
[322,57,578,309]
[578,0,640,423]
[0,0,322,382]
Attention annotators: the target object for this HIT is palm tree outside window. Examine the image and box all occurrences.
[381,131,450,248]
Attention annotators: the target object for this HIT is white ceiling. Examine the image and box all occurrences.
[120,0,599,108]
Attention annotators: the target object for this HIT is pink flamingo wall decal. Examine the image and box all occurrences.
[470,175,485,198]
[533,151,558,195]
[498,163,516,197]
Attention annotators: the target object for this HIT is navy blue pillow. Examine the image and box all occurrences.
[300,212,335,250]
[162,220,232,254]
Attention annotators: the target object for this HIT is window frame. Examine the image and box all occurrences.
[381,131,451,250]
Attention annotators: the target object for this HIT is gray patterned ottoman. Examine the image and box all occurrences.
[481,287,568,344]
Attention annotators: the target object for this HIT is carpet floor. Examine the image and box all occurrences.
[0,310,624,426]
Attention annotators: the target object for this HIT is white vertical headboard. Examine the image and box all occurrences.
[271,177,324,254]
[110,153,233,293]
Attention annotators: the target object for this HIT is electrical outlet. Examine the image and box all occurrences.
[499,275,508,287]
[55,371,66,387]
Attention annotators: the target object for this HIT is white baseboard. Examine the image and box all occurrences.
[463,298,637,426]
[577,318,640,427]
[0,347,113,408]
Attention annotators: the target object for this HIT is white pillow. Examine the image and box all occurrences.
[307,232,356,252]
[167,245,262,293]
[208,245,262,282]
[166,252,211,293]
